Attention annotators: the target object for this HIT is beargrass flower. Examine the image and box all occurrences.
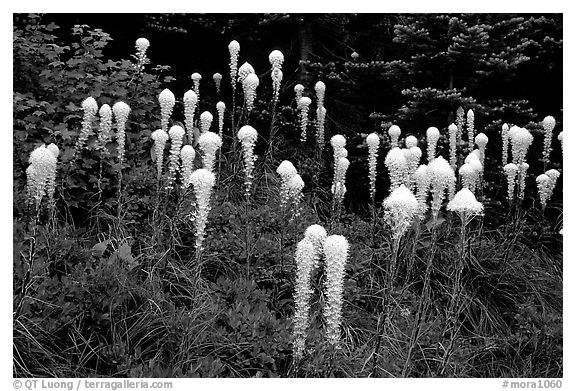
[426,127,440,163]
[558,132,563,155]
[542,115,556,166]
[216,102,225,138]
[151,128,169,182]
[501,123,509,166]
[332,157,349,204]
[159,88,175,133]
[509,126,533,165]
[191,72,202,100]
[297,97,312,142]
[294,84,304,101]
[407,146,422,189]
[383,184,419,239]
[467,109,475,152]
[405,135,418,148]
[112,101,130,164]
[237,125,258,199]
[503,163,518,203]
[449,123,458,169]
[323,235,349,346]
[414,164,429,216]
[166,125,185,189]
[97,104,113,153]
[316,106,327,148]
[238,62,255,84]
[27,145,58,209]
[269,49,284,69]
[315,81,326,109]
[475,133,488,166]
[536,173,552,208]
[456,106,465,144]
[277,160,298,209]
[541,169,561,207]
[385,147,408,190]
[304,224,328,256]
[518,162,530,200]
[271,68,283,104]
[242,73,259,112]
[388,125,401,147]
[459,163,476,192]
[366,133,380,203]
[180,145,196,189]
[428,156,456,219]
[183,90,198,143]
[134,38,150,72]
[75,96,98,156]
[198,131,222,172]
[287,174,305,218]
[228,40,240,88]
[199,111,213,134]
[293,237,318,359]
[190,168,216,251]
[447,187,483,223]
[213,72,222,93]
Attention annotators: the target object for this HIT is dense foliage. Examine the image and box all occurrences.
[13,14,562,378]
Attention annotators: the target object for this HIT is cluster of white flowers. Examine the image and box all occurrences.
[159,88,175,133]
[426,127,440,163]
[183,90,198,143]
[200,111,213,134]
[323,235,349,346]
[276,160,298,209]
[216,102,226,138]
[388,125,401,147]
[238,62,255,85]
[190,169,216,251]
[316,106,327,148]
[269,50,284,103]
[287,174,305,219]
[180,145,196,189]
[134,38,150,72]
[97,104,113,153]
[475,133,489,167]
[456,106,465,144]
[503,163,519,203]
[315,81,326,109]
[293,237,318,359]
[112,101,131,164]
[366,133,380,203]
[191,72,202,101]
[75,97,98,156]
[297,97,312,142]
[166,125,185,189]
[405,135,418,148]
[293,224,327,358]
[213,72,222,94]
[558,132,563,154]
[463,150,482,194]
[383,184,419,239]
[294,84,304,101]
[542,115,556,166]
[330,134,346,172]
[332,157,350,203]
[198,131,222,172]
[448,123,458,169]
[447,187,483,222]
[237,125,258,199]
[228,40,240,89]
[536,169,560,209]
[509,126,534,165]
[385,147,408,190]
[151,129,169,182]
[414,164,430,216]
[467,109,475,152]
[501,123,509,166]
[26,144,58,210]
[406,146,422,189]
[242,73,259,112]
[428,156,456,219]
[518,162,530,199]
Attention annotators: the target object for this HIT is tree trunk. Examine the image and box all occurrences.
[297,17,314,85]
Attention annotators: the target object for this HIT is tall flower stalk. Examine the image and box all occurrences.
[151,129,169,189]
[183,90,198,144]
[542,115,556,170]
[323,235,349,347]
[388,125,401,147]
[426,127,440,163]
[448,123,457,169]
[198,131,222,172]
[213,72,222,94]
[466,109,475,152]
[190,169,216,262]
[159,88,175,133]
[501,123,509,166]
[298,97,312,142]
[366,133,380,209]
[191,72,202,101]
[242,73,259,114]
[440,188,483,375]
[74,97,98,159]
[166,125,185,190]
